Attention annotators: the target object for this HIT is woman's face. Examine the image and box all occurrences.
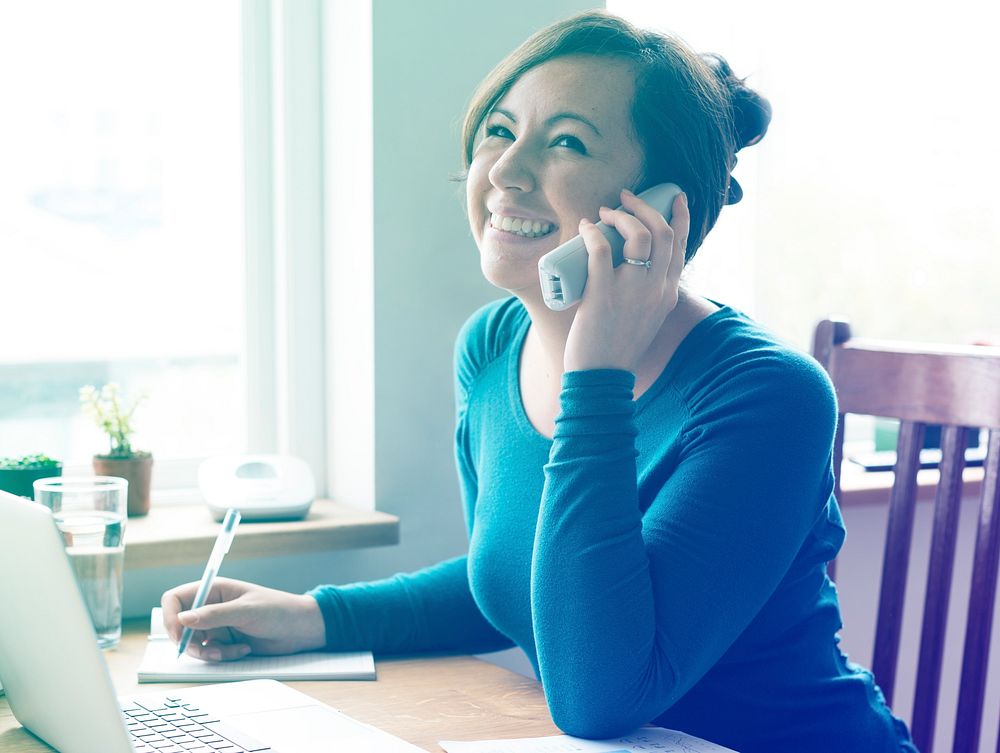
[466,55,646,295]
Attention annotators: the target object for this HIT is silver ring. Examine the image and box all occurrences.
[622,256,652,269]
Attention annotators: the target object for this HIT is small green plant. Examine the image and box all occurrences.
[0,454,63,498]
[0,454,61,470]
[79,383,148,458]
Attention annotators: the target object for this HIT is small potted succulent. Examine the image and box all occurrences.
[80,383,153,517]
[0,454,63,499]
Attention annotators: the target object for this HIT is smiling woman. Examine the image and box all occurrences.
[157,10,916,753]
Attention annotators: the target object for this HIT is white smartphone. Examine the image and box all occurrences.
[537,182,683,310]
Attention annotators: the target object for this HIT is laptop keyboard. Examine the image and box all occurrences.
[121,694,273,753]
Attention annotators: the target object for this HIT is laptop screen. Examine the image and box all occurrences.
[0,491,134,753]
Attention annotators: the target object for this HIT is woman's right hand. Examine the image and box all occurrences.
[160,577,327,662]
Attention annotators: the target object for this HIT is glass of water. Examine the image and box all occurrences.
[33,476,127,649]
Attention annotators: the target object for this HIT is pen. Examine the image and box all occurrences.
[177,508,241,658]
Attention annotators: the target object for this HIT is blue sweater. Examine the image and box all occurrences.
[311,297,916,753]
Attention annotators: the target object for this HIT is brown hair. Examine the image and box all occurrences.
[459,10,771,260]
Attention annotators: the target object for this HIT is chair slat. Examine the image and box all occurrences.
[910,426,969,753]
[872,420,926,706]
[954,429,1000,753]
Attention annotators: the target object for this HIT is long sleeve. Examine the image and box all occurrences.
[531,361,837,738]
[309,555,510,654]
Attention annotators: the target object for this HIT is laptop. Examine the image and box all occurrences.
[0,490,424,753]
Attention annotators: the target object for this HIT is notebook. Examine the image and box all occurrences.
[138,607,376,682]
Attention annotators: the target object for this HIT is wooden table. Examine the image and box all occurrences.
[0,620,559,752]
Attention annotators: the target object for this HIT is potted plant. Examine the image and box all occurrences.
[80,383,153,517]
[0,454,63,498]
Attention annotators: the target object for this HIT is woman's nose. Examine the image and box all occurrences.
[488,142,535,192]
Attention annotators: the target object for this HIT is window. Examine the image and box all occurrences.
[610,0,1000,351]
[0,1,245,481]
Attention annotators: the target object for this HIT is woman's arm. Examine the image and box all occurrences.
[310,555,511,654]
[531,358,836,738]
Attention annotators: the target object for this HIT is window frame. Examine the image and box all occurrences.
[108,0,333,493]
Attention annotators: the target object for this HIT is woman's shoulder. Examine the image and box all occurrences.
[454,296,528,387]
[671,304,836,418]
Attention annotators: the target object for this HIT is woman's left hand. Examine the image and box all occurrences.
[564,188,689,373]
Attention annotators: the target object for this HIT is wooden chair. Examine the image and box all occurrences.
[812,318,1000,753]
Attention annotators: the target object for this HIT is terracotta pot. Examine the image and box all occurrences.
[92,453,154,517]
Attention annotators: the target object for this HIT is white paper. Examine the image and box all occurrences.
[439,727,737,753]
[137,608,375,682]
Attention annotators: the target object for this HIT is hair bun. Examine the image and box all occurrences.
[700,52,772,152]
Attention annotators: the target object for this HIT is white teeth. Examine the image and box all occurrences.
[490,212,553,238]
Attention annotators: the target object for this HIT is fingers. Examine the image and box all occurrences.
[188,640,252,663]
[579,218,614,299]
[179,599,246,632]
[162,577,248,644]
[618,188,687,266]
[161,583,201,643]
[600,200,656,265]
[664,192,689,288]
[176,587,256,660]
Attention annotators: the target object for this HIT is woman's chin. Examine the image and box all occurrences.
[480,264,539,296]
[478,235,561,294]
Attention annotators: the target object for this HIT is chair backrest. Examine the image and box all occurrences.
[812,318,1000,753]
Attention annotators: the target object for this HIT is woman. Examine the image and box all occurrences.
[163,11,917,752]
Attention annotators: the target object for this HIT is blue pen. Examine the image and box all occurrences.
[176,508,241,658]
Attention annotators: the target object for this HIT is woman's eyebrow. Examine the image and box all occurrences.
[491,107,603,138]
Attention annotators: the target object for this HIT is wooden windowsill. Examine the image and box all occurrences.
[838,462,984,507]
[123,499,399,570]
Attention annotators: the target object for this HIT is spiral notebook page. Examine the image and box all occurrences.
[439,727,737,753]
[138,608,375,683]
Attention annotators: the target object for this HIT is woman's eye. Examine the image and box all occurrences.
[552,134,587,154]
[486,124,514,140]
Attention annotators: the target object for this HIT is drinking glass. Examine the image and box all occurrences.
[34,476,127,649]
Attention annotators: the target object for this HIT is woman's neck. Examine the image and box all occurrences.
[515,286,716,393]
[517,290,575,382]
